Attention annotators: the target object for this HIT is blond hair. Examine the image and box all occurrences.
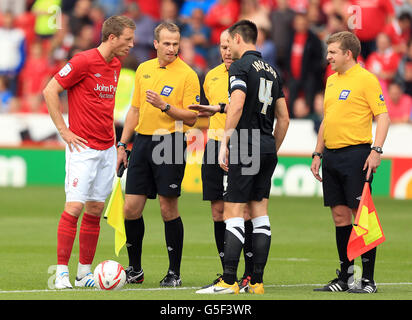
[154,22,180,41]
[101,15,136,42]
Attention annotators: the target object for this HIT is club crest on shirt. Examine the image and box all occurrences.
[339,89,351,100]
[58,63,72,77]
[160,86,174,97]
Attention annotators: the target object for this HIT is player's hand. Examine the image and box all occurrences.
[218,144,229,172]
[145,90,165,110]
[60,128,88,153]
[363,151,381,181]
[188,104,219,117]
[116,147,128,173]
[310,157,322,182]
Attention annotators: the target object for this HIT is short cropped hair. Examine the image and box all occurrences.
[154,22,180,41]
[101,15,136,42]
[228,20,258,44]
[326,31,361,61]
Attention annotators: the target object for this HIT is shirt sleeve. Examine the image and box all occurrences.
[182,70,201,110]
[131,65,142,109]
[364,74,388,116]
[54,53,88,89]
[228,61,248,95]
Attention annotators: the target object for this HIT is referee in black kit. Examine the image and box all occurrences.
[196,20,289,295]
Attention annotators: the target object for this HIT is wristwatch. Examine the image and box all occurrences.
[117,141,127,149]
[219,103,226,113]
[312,152,323,159]
[371,146,383,154]
[162,103,171,112]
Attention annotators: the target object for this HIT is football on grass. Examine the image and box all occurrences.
[94,260,126,290]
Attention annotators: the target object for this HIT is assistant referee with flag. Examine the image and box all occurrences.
[310,31,390,293]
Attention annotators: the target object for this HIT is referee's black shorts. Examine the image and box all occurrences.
[126,132,186,199]
[201,139,227,201]
[224,152,277,203]
[322,143,373,209]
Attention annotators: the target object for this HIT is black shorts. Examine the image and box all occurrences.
[322,143,372,209]
[201,139,227,201]
[224,153,277,203]
[125,132,187,199]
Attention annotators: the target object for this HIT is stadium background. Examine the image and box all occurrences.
[0,0,412,301]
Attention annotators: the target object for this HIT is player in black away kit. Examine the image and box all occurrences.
[196,20,289,295]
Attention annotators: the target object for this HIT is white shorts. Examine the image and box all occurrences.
[65,145,116,203]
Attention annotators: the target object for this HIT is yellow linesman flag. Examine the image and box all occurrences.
[104,178,126,256]
[347,182,385,261]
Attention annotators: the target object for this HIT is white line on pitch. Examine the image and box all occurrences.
[1,282,412,294]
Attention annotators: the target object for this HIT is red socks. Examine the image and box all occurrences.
[79,213,101,265]
[57,211,101,266]
[57,211,78,265]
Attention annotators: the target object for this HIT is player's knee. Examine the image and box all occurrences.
[211,201,224,222]
[331,205,352,226]
[64,202,84,217]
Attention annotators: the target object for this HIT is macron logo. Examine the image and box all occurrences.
[94,73,102,78]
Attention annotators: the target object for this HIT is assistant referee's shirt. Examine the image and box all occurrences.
[203,62,228,141]
[323,63,388,149]
[131,56,200,135]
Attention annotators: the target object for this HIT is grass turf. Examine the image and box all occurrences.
[0,186,411,301]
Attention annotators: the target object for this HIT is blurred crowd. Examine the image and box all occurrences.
[1,0,412,127]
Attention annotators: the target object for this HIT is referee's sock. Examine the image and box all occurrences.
[361,247,376,281]
[222,217,245,285]
[164,216,184,276]
[125,216,145,271]
[213,221,226,271]
[250,216,271,285]
[336,225,354,281]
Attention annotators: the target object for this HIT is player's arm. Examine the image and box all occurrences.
[116,106,140,171]
[43,78,88,152]
[363,112,390,180]
[310,120,325,182]
[219,89,245,171]
[145,90,197,126]
[273,97,289,153]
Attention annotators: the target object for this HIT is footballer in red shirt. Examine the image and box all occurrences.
[43,15,135,289]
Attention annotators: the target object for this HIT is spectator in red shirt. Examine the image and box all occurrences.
[285,12,324,118]
[350,0,395,59]
[383,11,412,56]
[384,80,412,123]
[205,0,240,45]
[365,32,401,88]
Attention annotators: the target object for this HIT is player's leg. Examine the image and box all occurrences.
[56,146,94,289]
[211,200,225,271]
[75,146,116,287]
[75,201,105,287]
[239,204,253,292]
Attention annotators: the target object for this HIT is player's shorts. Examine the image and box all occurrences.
[224,152,277,203]
[201,139,227,201]
[65,145,116,203]
[126,132,187,199]
[322,143,372,209]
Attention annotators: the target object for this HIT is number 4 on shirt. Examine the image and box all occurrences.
[259,77,273,115]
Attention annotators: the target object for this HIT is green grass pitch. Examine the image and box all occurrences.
[0,186,411,301]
